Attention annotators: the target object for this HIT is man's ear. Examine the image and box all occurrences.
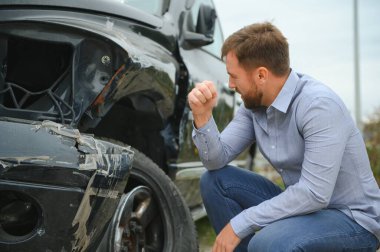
[257,67,268,82]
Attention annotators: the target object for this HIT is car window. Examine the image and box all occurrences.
[117,0,167,16]
[190,0,224,57]
[203,20,224,57]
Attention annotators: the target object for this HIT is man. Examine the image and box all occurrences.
[188,22,380,252]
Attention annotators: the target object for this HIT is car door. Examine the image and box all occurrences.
[177,0,235,165]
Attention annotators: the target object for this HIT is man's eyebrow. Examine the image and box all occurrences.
[228,71,237,78]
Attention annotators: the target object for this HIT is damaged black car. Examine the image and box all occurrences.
[0,0,235,251]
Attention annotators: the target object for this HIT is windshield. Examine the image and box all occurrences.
[112,0,168,16]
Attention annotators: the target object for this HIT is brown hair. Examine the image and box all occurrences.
[221,22,289,76]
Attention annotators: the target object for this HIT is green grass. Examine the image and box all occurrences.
[196,217,216,250]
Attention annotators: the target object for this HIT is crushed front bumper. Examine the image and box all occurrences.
[0,119,134,251]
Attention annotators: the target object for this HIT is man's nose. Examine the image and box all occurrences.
[228,79,235,89]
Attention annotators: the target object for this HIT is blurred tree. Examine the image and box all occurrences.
[363,108,380,185]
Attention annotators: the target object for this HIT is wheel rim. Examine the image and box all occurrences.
[111,186,162,252]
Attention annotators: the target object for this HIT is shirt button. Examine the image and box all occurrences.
[204,151,207,154]
[271,145,275,149]
[279,169,283,172]
[207,129,210,132]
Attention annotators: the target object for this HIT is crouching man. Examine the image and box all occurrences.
[188,22,380,252]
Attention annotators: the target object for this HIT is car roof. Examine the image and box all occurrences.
[0,0,163,28]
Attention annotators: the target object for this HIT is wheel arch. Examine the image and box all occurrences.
[84,94,170,171]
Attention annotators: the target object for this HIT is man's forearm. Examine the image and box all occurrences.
[192,117,231,170]
[193,112,212,129]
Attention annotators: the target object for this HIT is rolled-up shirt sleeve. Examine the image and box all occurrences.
[230,97,352,239]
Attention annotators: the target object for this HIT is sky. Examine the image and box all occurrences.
[213,0,380,122]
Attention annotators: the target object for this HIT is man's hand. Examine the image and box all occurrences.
[212,223,241,252]
[188,81,218,128]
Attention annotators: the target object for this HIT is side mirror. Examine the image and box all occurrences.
[183,30,213,47]
[196,4,217,38]
[183,4,217,47]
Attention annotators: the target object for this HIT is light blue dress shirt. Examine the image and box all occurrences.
[192,70,380,240]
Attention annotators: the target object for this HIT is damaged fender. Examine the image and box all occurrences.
[0,119,134,252]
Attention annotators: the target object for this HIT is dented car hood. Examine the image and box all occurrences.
[0,5,178,127]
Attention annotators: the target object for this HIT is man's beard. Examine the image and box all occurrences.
[239,84,263,110]
[242,94,262,109]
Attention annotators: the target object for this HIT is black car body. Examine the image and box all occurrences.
[0,0,235,251]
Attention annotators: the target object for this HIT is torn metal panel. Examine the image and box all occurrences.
[0,160,12,175]
[0,14,178,127]
[0,120,134,252]
[0,120,133,170]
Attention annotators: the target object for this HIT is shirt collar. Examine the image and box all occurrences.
[270,69,299,114]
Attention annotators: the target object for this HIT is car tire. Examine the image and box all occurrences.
[97,138,198,252]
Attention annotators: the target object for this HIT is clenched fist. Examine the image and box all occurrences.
[188,81,218,128]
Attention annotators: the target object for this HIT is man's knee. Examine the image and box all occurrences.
[200,170,211,190]
[200,166,232,200]
[200,169,211,188]
[200,169,218,200]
